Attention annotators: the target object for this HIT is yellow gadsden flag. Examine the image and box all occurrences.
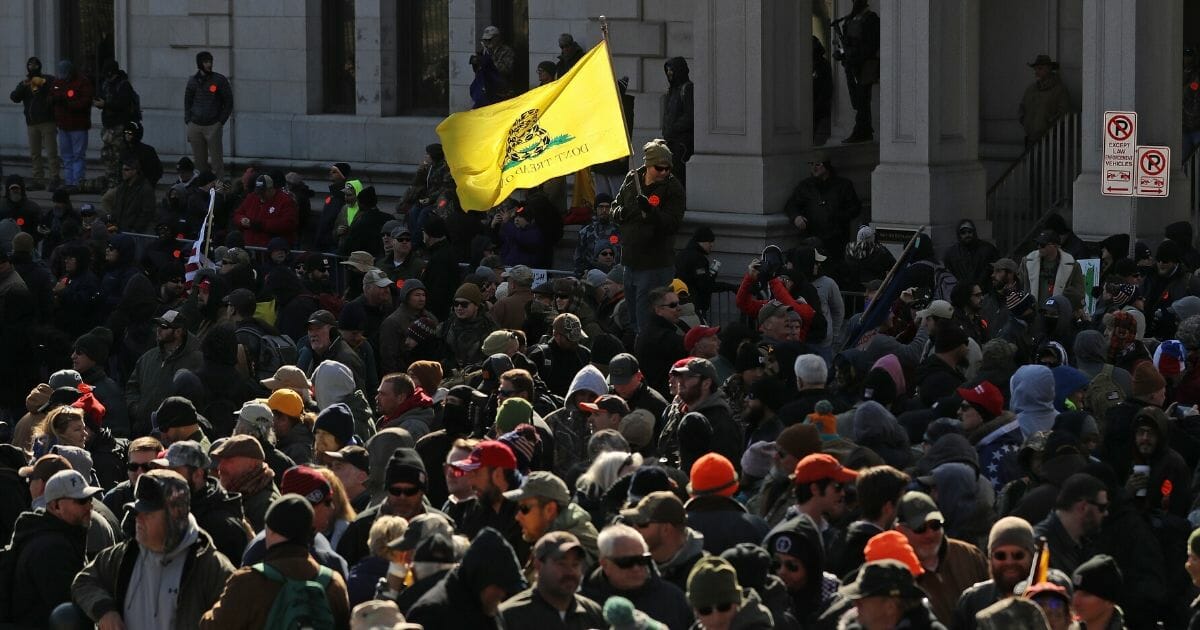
[436,41,630,211]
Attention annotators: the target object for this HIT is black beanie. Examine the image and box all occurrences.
[74,327,114,365]
[694,226,715,243]
[1072,554,1122,602]
[934,321,970,353]
[265,493,314,543]
[195,51,213,69]
[357,186,377,209]
[1156,239,1182,264]
[386,447,428,489]
[423,214,448,239]
[333,162,352,179]
[720,543,771,591]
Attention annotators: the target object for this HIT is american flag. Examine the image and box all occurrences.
[185,189,217,285]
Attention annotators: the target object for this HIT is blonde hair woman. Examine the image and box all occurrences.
[316,466,356,551]
[32,406,89,456]
[345,515,409,606]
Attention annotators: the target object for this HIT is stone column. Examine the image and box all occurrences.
[687,0,812,268]
[1071,0,1185,245]
[355,0,383,116]
[869,0,986,249]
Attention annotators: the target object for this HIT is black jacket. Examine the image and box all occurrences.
[635,314,686,395]
[407,528,525,630]
[420,239,461,321]
[661,57,694,155]
[6,509,88,627]
[942,239,999,289]
[684,495,770,555]
[583,566,694,630]
[783,174,862,256]
[191,476,251,563]
[184,70,233,126]
[10,71,56,125]
[338,205,390,258]
[914,354,965,408]
[98,70,138,129]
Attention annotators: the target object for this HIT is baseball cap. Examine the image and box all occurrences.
[43,469,103,503]
[481,25,500,40]
[895,491,944,530]
[153,309,186,328]
[792,453,858,484]
[503,471,571,505]
[916,299,953,320]
[1035,230,1061,246]
[281,465,333,504]
[266,388,305,417]
[450,440,517,473]
[156,440,210,469]
[210,434,265,461]
[326,445,370,474]
[670,357,717,383]
[307,310,337,327]
[607,353,641,386]
[957,381,1004,419]
[683,326,720,352]
[504,265,534,286]
[990,258,1019,273]
[363,268,391,288]
[533,531,585,562]
[618,490,686,526]
[18,454,72,481]
[578,394,630,416]
[126,470,189,513]
[386,512,455,552]
[553,313,588,343]
[757,299,792,325]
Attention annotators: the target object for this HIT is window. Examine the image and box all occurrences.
[59,0,114,82]
[322,0,356,114]
[396,0,449,116]
[491,0,529,94]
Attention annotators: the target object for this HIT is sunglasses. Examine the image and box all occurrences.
[388,485,422,497]
[651,164,671,172]
[772,558,802,573]
[992,550,1028,562]
[913,520,943,534]
[697,603,734,616]
[126,462,153,473]
[609,553,652,569]
[453,300,472,308]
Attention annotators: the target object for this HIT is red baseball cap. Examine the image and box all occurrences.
[450,440,517,472]
[281,465,332,504]
[957,381,1003,418]
[683,326,720,352]
[792,453,858,485]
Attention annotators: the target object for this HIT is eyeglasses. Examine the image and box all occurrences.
[992,550,1028,562]
[658,301,681,309]
[1087,499,1110,513]
[453,300,472,308]
[697,603,734,616]
[609,553,652,569]
[651,164,671,172]
[772,558,802,573]
[388,485,422,497]
[913,520,943,534]
[126,462,153,473]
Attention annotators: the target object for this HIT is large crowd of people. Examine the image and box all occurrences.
[1,25,1198,630]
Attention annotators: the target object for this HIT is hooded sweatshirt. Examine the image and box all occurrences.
[1051,365,1090,412]
[1010,364,1057,437]
[1073,329,1134,394]
[406,527,526,630]
[313,359,373,440]
[124,514,200,629]
[853,401,912,469]
[365,428,416,505]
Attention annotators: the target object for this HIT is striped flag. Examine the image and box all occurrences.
[185,189,216,285]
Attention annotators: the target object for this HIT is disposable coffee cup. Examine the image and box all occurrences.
[1132,464,1150,497]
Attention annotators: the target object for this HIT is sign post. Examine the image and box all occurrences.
[1102,111,1137,196]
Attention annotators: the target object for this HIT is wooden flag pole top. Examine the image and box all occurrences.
[598,15,634,159]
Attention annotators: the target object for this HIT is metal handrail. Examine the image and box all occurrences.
[985,112,1081,256]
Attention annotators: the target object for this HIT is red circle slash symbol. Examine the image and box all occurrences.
[1107,115,1133,141]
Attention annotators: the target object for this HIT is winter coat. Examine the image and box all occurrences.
[660,391,744,473]
[852,401,912,469]
[338,204,389,258]
[97,70,138,129]
[1130,407,1192,517]
[72,528,234,630]
[491,285,533,330]
[498,586,604,630]
[191,476,252,563]
[657,527,708,593]
[336,500,452,568]
[916,537,988,626]
[110,175,157,234]
[81,365,130,438]
[1019,248,1083,305]
[942,239,999,289]
[124,333,204,435]
[498,220,545,267]
[611,167,686,271]
[441,313,497,371]
[184,70,233,126]
[378,303,436,374]
[420,239,461,320]
[51,73,94,131]
[575,218,621,276]
[528,339,591,399]
[232,189,299,247]
[200,542,351,630]
[406,528,526,630]
[684,494,770,555]
[915,354,965,408]
[635,313,687,394]
[6,510,89,627]
[1019,74,1071,142]
[10,70,56,125]
[783,175,862,256]
[661,57,694,156]
[583,565,694,630]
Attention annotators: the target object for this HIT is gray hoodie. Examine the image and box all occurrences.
[124,514,200,629]
[1010,364,1057,437]
[1073,330,1133,394]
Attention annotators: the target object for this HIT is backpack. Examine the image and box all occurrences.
[251,562,334,630]
[1084,364,1123,419]
[910,260,958,302]
[237,325,299,381]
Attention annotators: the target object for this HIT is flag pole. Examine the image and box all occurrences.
[598,16,634,160]
[203,188,216,263]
